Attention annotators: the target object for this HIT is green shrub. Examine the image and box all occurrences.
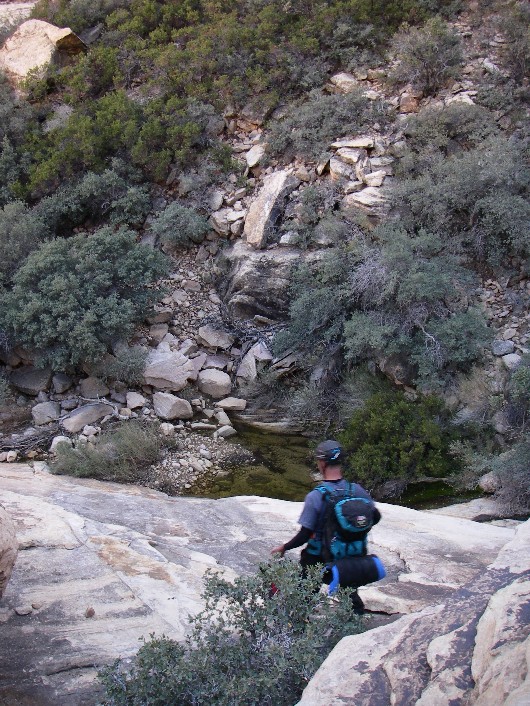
[398,103,499,176]
[268,89,389,161]
[91,346,148,385]
[273,247,353,358]
[99,560,363,706]
[451,434,530,516]
[32,0,129,34]
[51,420,167,482]
[509,354,530,404]
[275,227,490,388]
[0,73,33,204]
[0,227,168,369]
[149,202,210,247]
[339,390,458,494]
[34,163,151,233]
[0,376,11,405]
[0,201,48,284]
[388,16,463,95]
[393,136,530,263]
[497,1,530,85]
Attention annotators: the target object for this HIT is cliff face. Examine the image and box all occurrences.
[0,462,526,705]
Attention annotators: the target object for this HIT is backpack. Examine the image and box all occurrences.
[307,482,377,563]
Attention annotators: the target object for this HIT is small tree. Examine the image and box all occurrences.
[0,227,168,370]
[389,17,463,95]
[340,391,458,495]
[99,560,363,706]
[149,202,210,247]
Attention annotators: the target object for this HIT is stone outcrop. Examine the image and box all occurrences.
[243,170,300,249]
[61,403,112,433]
[0,463,526,705]
[0,19,86,81]
[142,343,195,391]
[10,366,52,396]
[298,518,530,706]
[153,392,193,420]
[0,504,17,599]
[197,369,232,398]
[220,240,303,320]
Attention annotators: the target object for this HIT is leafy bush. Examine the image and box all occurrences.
[99,560,363,706]
[0,201,48,284]
[268,89,389,161]
[0,73,33,204]
[149,202,210,247]
[0,376,11,405]
[51,420,167,482]
[34,163,151,233]
[497,1,530,85]
[32,0,129,34]
[393,136,530,263]
[398,103,499,177]
[452,434,530,516]
[0,227,168,369]
[388,16,463,95]
[91,346,148,385]
[340,390,458,495]
[275,227,490,388]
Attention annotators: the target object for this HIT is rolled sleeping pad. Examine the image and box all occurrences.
[327,554,386,595]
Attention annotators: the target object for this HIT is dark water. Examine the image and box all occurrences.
[197,426,481,509]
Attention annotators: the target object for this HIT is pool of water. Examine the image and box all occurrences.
[195,426,481,509]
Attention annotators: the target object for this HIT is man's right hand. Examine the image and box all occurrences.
[270,545,285,557]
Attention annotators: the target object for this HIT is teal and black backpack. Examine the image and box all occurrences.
[307,482,377,563]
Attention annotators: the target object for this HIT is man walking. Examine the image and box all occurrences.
[271,439,381,613]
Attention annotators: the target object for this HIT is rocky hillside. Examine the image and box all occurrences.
[0,3,528,510]
[0,462,528,705]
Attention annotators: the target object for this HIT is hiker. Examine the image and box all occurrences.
[271,439,382,613]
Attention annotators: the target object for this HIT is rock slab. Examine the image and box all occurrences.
[0,504,17,599]
[243,170,300,249]
[0,19,86,81]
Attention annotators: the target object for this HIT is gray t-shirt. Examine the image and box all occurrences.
[299,479,373,531]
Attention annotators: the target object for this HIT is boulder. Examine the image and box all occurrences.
[363,169,387,187]
[10,366,52,396]
[329,157,355,181]
[31,401,61,426]
[220,240,304,320]
[215,397,247,411]
[126,392,146,410]
[329,72,358,92]
[246,144,265,168]
[399,91,421,113]
[143,343,194,391]
[153,392,193,420]
[243,170,300,249]
[52,373,73,394]
[79,377,110,399]
[188,353,208,381]
[330,137,374,149]
[342,186,390,217]
[502,353,522,370]
[0,19,86,82]
[49,435,72,453]
[61,403,111,433]
[492,340,515,356]
[217,425,237,438]
[0,505,17,599]
[236,351,257,382]
[197,325,235,350]
[335,147,364,164]
[197,369,232,398]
